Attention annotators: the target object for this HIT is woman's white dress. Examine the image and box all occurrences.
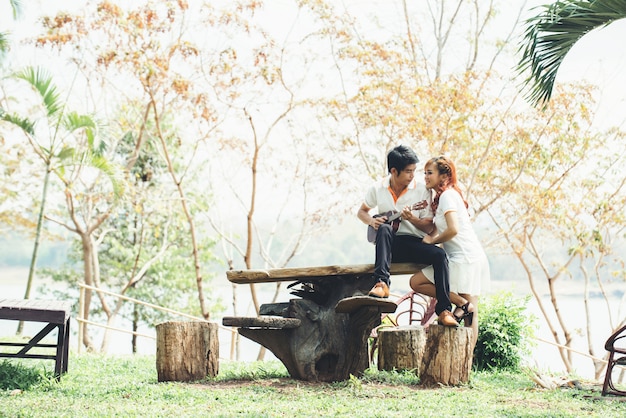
[422,189,490,295]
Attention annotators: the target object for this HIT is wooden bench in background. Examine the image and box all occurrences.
[602,323,626,396]
[0,299,72,380]
[223,263,426,382]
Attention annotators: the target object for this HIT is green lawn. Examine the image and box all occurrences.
[1,354,625,417]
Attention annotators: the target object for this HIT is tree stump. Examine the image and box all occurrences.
[419,324,473,386]
[377,325,426,374]
[156,321,219,382]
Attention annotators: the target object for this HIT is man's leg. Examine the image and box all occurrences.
[392,236,452,315]
[373,224,394,286]
[370,224,394,297]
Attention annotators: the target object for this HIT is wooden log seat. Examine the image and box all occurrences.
[419,324,474,386]
[377,325,427,374]
[156,321,219,382]
[602,323,626,396]
[222,316,301,329]
[0,299,72,381]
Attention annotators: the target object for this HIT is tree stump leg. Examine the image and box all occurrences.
[340,306,384,380]
[419,324,473,386]
[238,328,301,378]
[377,325,426,374]
[156,321,219,382]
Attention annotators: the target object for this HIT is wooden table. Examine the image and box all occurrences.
[223,263,425,382]
[0,299,72,380]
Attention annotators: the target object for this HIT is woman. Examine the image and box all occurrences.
[409,156,490,345]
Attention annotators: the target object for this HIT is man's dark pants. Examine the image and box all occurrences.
[374,223,452,315]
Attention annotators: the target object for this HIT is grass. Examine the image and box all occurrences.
[1,355,626,417]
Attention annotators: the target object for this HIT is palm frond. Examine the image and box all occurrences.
[54,144,124,197]
[63,112,96,147]
[89,154,126,198]
[63,112,96,132]
[0,32,9,54]
[76,151,126,198]
[63,112,111,157]
[13,66,63,118]
[517,0,626,107]
[10,0,23,19]
[56,146,76,161]
[0,111,36,136]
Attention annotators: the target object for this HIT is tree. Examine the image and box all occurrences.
[517,0,626,106]
[34,1,221,322]
[1,66,122,337]
[305,0,626,375]
[516,0,626,377]
[0,0,27,232]
[30,0,353,357]
[0,0,22,59]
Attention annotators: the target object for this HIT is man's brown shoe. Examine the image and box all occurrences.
[438,310,459,327]
[368,282,390,298]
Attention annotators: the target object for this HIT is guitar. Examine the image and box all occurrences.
[366,201,428,244]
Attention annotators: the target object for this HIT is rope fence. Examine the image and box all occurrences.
[75,283,623,375]
[533,335,608,365]
[76,283,237,359]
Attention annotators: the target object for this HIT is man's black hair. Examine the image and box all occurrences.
[387,145,419,174]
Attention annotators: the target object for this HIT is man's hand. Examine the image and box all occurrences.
[401,205,414,220]
[370,215,387,230]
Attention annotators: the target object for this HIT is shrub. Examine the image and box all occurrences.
[473,291,536,372]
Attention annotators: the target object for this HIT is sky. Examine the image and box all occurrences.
[553,13,626,129]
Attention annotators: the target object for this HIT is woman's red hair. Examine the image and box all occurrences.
[427,156,468,209]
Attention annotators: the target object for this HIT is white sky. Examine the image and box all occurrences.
[556,17,626,129]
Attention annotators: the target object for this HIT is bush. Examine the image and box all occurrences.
[473,291,536,372]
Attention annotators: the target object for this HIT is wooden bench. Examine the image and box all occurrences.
[223,263,426,382]
[0,299,72,380]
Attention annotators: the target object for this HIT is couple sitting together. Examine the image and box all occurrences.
[357,145,490,344]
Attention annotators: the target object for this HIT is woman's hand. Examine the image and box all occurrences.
[422,234,434,245]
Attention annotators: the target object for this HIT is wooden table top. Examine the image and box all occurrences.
[226,263,427,284]
[0,299,72,324]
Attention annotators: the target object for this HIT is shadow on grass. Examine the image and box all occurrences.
[0,360,54,391]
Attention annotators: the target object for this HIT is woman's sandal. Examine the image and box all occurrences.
[454,302,474,326]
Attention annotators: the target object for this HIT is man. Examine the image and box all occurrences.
[357,145,458,327]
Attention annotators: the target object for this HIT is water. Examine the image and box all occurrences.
[2,267,623,380]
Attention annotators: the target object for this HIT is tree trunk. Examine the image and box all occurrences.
[420,324,474,386]
[18,163,51,335]
[377,325,426,374]
[80,232,96,351]
[156,321,219,382]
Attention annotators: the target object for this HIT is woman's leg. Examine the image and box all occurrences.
[409,272,470,307]
[395,237,452,316]
[457,293,478,347]
[409,271,436,298]
[409,272,462,327]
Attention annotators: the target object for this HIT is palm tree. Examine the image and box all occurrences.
[517,0,626,107]
[1,0,22,58]
[1,66,122,335]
